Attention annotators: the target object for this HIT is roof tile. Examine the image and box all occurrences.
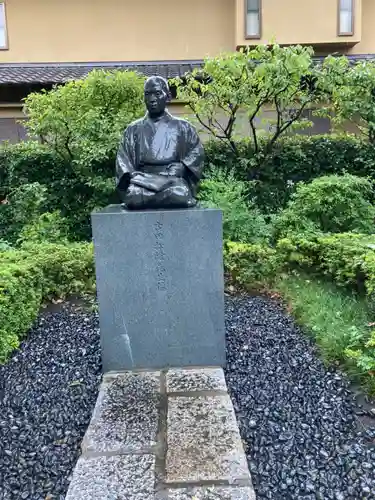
[1,55,375,85]
[0,61,204,85]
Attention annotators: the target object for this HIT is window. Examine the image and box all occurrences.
[246,0,261,39]
[0,3,7,49]
[338,0,354,36]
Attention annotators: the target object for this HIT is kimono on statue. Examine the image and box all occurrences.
[116,111,204,209]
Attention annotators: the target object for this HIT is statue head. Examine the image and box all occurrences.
[144,76,171,117]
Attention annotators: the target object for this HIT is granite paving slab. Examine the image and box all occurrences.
[167,486,256,499]
[65,454,155,500]
[166,367,227,393]
[81,371,160,455]
[66,368,255,499]
[166,395,251,484]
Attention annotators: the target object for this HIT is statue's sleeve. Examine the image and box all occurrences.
[180,122,205,181]
[116,125,137,191]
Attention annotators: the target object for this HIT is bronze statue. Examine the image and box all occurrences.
[116,76,204,209]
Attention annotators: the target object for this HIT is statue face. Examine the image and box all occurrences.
[144,80,168,117]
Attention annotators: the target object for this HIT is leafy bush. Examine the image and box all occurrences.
[174,44,331,168]
[18,212,69,245]
[224,241,281,290]
[277,232,375,294]
[323,56,375,143]
[273,174,375,238]
[345,330,375,387]
[0,182,49,243]
[24,70,145,168]
[0,141,65,192]
[0,140,117,240]
[204,135,375,213]
[0,242,94,362]
[0,70,145,240]
[198,170,272,243]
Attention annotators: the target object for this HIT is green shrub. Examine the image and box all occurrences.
[0,141,118,241]
[345,330,375,390]
[0,182,48,243]
[17,212,69,245]
[24,69,145,168]
[0,242,94,362]
[198,170,272,243]
[204,135,375,213]
[0,141,65,191]
[277,232,375,294]
[224,241,281,290]
[0,240,12,251]
[1,70,145,240]
[273,174,375,238]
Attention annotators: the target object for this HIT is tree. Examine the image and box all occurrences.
[22,70,146,239]
[174,44,330,169]
[323,57,375,144]
[23,69,145,171]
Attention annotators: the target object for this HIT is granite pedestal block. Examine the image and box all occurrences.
[91,205,226,372]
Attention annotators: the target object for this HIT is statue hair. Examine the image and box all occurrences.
[144,76,170,94]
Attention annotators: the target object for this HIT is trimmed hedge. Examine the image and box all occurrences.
[223,241,281,290]
[276,233,375,296]
[0,242,95,362]
[2,134,375,242]
[223,233,375,301]
[3,135,375,239]
[0,142,118,240]
[205,135,375,212]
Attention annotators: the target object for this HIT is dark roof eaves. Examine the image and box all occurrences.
[1,54,375,85]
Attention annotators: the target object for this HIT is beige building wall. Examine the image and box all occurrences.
[235,0,362,48]
[1,0,235,63]
[349,0,375,54]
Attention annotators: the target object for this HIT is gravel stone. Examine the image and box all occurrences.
[225,296,375,500]
[0,304,101,500]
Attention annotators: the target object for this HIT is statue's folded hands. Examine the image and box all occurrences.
[130,172,175,193]
[165,162,185,178]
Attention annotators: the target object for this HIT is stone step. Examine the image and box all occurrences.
[65,367,255,500]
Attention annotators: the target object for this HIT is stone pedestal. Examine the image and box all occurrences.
[91,205,226,372]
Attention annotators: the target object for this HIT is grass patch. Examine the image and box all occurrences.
[276,273,374,391]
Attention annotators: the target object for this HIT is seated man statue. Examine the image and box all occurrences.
[116,75,205,209]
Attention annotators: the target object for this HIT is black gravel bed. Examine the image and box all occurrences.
[0,304,101,500]
[1,296,375,500]
[225,295,375,500]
